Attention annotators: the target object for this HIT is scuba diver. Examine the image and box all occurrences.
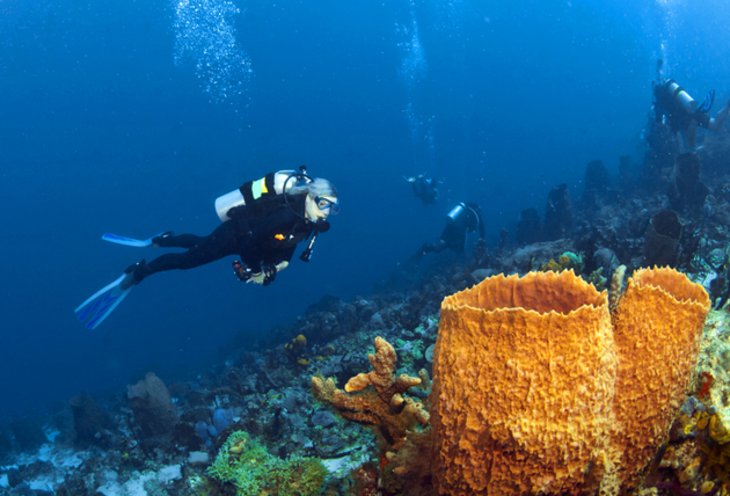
[75,167,339,330]
[404,174,439,204]
[653,61,730,151]
[417,202,485,257]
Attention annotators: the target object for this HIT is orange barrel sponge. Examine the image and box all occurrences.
[431,270,617,495]
[610,267,710,489]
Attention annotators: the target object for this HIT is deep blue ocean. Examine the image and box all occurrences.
[1,0,728,422]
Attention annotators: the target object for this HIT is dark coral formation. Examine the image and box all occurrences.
[669,152,709,216]
[644,209,683,267]
[516,207,542,246]
[126,372,178,443]
[582,159,613,208]
[68,393,112,446]
[544,183,573,240]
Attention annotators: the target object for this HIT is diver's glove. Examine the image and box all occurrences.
[245,265,275,285]
[242,261,290,286]
[261,263,277,286]
[232,260,254,282]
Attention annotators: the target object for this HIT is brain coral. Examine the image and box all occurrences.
[431,267,709,495]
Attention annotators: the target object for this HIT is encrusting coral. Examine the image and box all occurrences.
[648,309,730,494]
[207,430,327,496]
[311,336,429,450]
[431,267,710,495]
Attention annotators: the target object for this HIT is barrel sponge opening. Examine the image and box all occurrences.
[443,270,605,315]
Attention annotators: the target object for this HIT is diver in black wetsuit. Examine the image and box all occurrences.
[653,67,730,152]
[75,168,339,330]
[123,171,338,288]
[405,174,440,205]
[418,202,485,256]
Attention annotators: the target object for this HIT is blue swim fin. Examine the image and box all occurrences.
[75,274,133,330]
[102,232,164,248]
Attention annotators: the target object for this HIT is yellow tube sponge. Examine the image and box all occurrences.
[432,270,617,495]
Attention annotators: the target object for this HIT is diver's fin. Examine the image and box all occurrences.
[101,232,164,248]
[75,274,133,330]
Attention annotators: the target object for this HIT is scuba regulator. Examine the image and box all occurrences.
[282,164,328,263]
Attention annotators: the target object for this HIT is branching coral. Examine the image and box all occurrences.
[312,336,433,496]
[311,336,429,449]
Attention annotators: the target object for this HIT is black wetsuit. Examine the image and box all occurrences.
[133,195,319,282]
[654,80,710,133]
[412,177,438,204]
[421,202,485,254]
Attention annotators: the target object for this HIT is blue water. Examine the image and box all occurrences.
[1,0,728,421]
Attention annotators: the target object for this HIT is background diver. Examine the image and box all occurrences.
[653,63,730,152]
[416,201,485,258]
[75,168,339,330]
[405,173,440,205]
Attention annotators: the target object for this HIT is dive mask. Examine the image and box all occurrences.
[315,195,339,215]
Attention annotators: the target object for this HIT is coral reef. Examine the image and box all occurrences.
[642,309,730,495]
[0,261,724,496]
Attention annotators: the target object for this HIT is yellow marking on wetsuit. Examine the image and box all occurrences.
[274,233,285,240]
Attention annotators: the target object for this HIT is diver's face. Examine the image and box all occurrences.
[305,194,338,221]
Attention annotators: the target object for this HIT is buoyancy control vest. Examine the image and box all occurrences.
[214,170,312,222]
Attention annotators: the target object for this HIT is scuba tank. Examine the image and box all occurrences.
[664,79,697,114]
[214,167,312,222]
[447,203,466,222]
[447,202,482,236]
